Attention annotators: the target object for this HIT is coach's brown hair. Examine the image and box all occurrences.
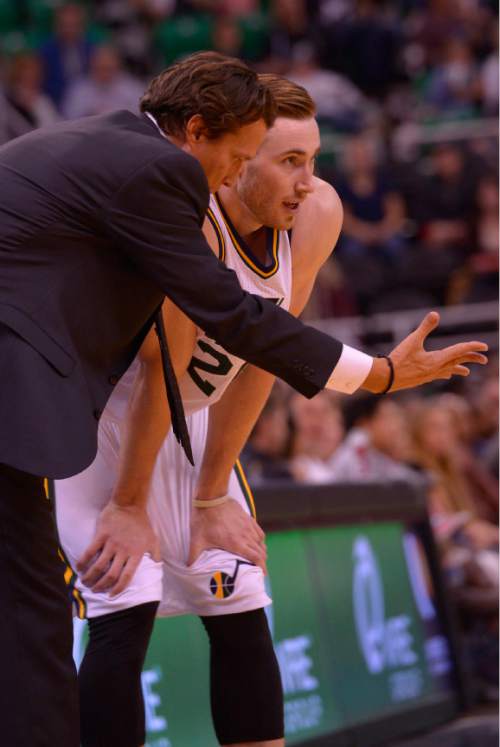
[258,74,316,120]
[140,51,276,139]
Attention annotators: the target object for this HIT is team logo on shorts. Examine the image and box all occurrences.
[209,559,253,600]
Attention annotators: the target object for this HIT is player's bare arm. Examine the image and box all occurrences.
[190,181,342,568]
[77,298,196,594]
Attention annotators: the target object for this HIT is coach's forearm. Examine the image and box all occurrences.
[195,366,275,500]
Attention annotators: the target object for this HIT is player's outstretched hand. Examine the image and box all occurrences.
[365,312,488,392]
[76,501,161,596]
[188,498,267,574]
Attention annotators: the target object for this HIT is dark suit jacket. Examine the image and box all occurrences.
[0,110,343,478]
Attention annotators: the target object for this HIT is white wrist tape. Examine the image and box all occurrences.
[193,494,231,509]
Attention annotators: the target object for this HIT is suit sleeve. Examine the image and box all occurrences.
[104,152,344,398]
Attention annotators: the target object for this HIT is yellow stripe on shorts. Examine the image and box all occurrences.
[233,460,256,519]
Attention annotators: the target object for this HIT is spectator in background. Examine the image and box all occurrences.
[240,390,293,485]
[288,41,370,132]
[0,52,59,145]
[425,37,478,116]
[329,393,417,482]
[288,391,344,483]
[406,142,475,306]
[405,0,469,69]
[91,0,174,76]
[478,26,499,115]
[436,392,498,524]
[410,400,498,552]
[332,133,407,314]
[212,13,245,60]
[315,0,401,99]
[458,172,499,304]
[216,0,260,15]
[265,0,310,68]
[62,45,144,119]
[39,3,96,109]
[470,371,499,480]
[412,397,499,699]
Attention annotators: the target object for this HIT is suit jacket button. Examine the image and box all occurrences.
[93,409,102,420]
[108,374,119,386]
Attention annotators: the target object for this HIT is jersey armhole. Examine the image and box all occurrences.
[205,208,226,261]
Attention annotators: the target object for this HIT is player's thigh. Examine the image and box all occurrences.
[55,418,163,618]
[54,417,120,565]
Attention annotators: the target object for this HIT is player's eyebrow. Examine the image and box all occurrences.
[278,147,321,158]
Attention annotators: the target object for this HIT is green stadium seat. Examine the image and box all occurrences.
[1,31,30,55]
[26,0,57,34]
[239,12,269,62]
[87,24,110,45]
[155,15,213,66]
[0,0,20,34]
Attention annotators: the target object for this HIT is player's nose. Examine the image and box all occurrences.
[296,178,315,197]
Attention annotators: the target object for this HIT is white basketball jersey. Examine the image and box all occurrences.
[105,194,292,422]
[179,194,292,414]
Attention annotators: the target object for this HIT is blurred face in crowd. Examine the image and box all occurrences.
[56,4,85,45]
[290,392,344,460]
[412,405,457,460]
[432,144,464,180]
[212,16,242,57]
[365,400,411,461]
[183,116,269,193]
[436,393,474,443]
[90,46,122,85]
[235,116,319,230]
[477,177,499,212]
[250,402,289,457]
[443,37,473,66]
[343,136,378,177]
[8,54,43,95]
[474,376,499,435]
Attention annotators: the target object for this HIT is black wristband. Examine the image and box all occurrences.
[376,354,395,394]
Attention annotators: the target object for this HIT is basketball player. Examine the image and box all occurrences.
[55,76,484,747]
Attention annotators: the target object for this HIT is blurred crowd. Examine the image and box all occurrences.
[0,0,497,700]
[0,0,497,316]
[240,356,499,700]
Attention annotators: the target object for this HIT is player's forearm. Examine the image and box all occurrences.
[195,367,275,499]
[111,359,171,508]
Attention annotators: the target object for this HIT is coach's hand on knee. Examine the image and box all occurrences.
[76,501,161,596]
[188,498,267,574]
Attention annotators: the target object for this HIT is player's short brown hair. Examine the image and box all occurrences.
[258,74,316,120]
[140,51,276,139]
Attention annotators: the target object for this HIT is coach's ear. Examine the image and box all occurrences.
[185,114,209,145]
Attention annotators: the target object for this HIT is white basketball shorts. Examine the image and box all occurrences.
[55,408,271,619]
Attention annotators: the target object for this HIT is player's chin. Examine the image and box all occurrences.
[282,211,297,229]
[282,203,300,223]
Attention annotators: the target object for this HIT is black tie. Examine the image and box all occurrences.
[154,310,194,466]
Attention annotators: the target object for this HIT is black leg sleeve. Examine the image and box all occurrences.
[201,608,284,745]
[79,601,158,747]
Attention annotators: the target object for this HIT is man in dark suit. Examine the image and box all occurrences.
[0,51,487,745]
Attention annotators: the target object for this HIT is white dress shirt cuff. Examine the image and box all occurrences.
[325,345,373,394]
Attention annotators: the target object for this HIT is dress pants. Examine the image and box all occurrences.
[0,463,79,746]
